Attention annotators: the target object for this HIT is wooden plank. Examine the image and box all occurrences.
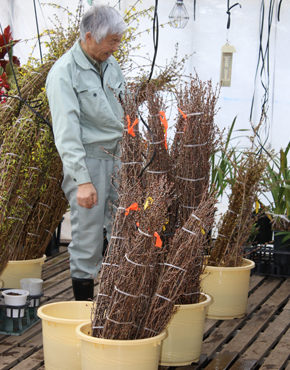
[248,274,267,294]
[0,323,42,355]
[201,277,282,362]
[204,351,238,370]
[259,327,290,370]
[203,318,220,338]
[41,250,69,272]
[41,258,70,281]
[230,300,290,370]
[8,349,44,370]
[0,332,42,370]
[202,278,290,368]
[42,269,71,291]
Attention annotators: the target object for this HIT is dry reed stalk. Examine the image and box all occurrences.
[209,149,269,267]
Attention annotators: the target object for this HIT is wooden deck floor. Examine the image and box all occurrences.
[0,248,290,370]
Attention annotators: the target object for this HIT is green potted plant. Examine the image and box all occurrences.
[260,142,290,271]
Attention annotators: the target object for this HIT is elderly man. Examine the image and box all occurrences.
[46,5,126,300]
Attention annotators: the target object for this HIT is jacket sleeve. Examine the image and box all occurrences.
[46,63,92,185]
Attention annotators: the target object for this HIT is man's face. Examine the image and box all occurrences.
[85,33,122,63]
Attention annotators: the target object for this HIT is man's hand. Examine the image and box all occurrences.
[77,182,98,209]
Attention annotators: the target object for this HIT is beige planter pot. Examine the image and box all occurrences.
[37,301,92,370]
[76,322,166,370]
[201,258,255,319]
[0,255,46,289]
[160,293,212,366]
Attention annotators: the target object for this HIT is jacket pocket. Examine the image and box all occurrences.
[78,87,109,124]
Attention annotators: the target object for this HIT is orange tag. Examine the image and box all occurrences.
[127,115,138,137]
[125,202,139,216]
[154,232,162,248]
[178,108,187,120]
[159,111,168,150]
[136,222,140,227]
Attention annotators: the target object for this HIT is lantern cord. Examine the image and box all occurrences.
[226,1,242,29]
[249,0,276,155]
[33,0,43,64]
[278,0,283,21]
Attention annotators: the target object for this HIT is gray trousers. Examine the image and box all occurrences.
[62,157,120,279]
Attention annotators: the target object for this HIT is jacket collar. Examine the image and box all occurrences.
[72,39,113,72]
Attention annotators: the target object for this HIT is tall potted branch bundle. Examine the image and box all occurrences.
[202,142,269,319]
[0,4,83,286]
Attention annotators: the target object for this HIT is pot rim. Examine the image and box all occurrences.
[204,258,255,271]
[37,301,93,324]
[5,254,46,265]
[175,292,212,310]
[2,289,30,297]
[76,322,166,346]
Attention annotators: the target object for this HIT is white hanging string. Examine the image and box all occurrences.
[176,176,205,182]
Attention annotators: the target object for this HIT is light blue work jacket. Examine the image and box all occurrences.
[46,40,125,185]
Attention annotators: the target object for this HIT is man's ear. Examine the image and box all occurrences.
[85,32,92,44]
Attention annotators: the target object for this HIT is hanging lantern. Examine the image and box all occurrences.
[169,0,190,29]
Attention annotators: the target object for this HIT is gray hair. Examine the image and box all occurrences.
[80,4,126,43]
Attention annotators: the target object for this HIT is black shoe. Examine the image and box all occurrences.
[72,277,94,301]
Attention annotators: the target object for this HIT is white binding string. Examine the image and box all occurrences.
[97,293,111,298]
[217,233,226,238]
[117,206,126,210]
[106,316,133,325]
[111,236,128,240]
[115,285,139,298]
[186,112,204,116]
[102,262,120,267]
[49,176,58,180]
[183,292,200,296]
[191,213,201,222]
[38,203,50,209]
[138,228,152,238]
[146,169,171,174]
[28,167,41,171]
[17,196,32,208]
[184,142,208,147]
[155,293,172,302]
[7,217,23,221]
[28,233,40,237]
[181,205,195,209]
[92,326,104,329]
[125,253,146,267]
[5,153,20,157]
[176,131,185,134]
[143,327,159,335]
[122,161,143,165]
[162,262,186,272]
[182,227,196,235]
[45,229,53,236]
[228,209,238,214]
[176,176,205,182]
[148,139,165,145]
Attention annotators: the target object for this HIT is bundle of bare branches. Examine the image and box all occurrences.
[174,75,220,226]
[0,4,82,270]
[208,146,269,267]
[138,191,216,338]
[93,176,174,340]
